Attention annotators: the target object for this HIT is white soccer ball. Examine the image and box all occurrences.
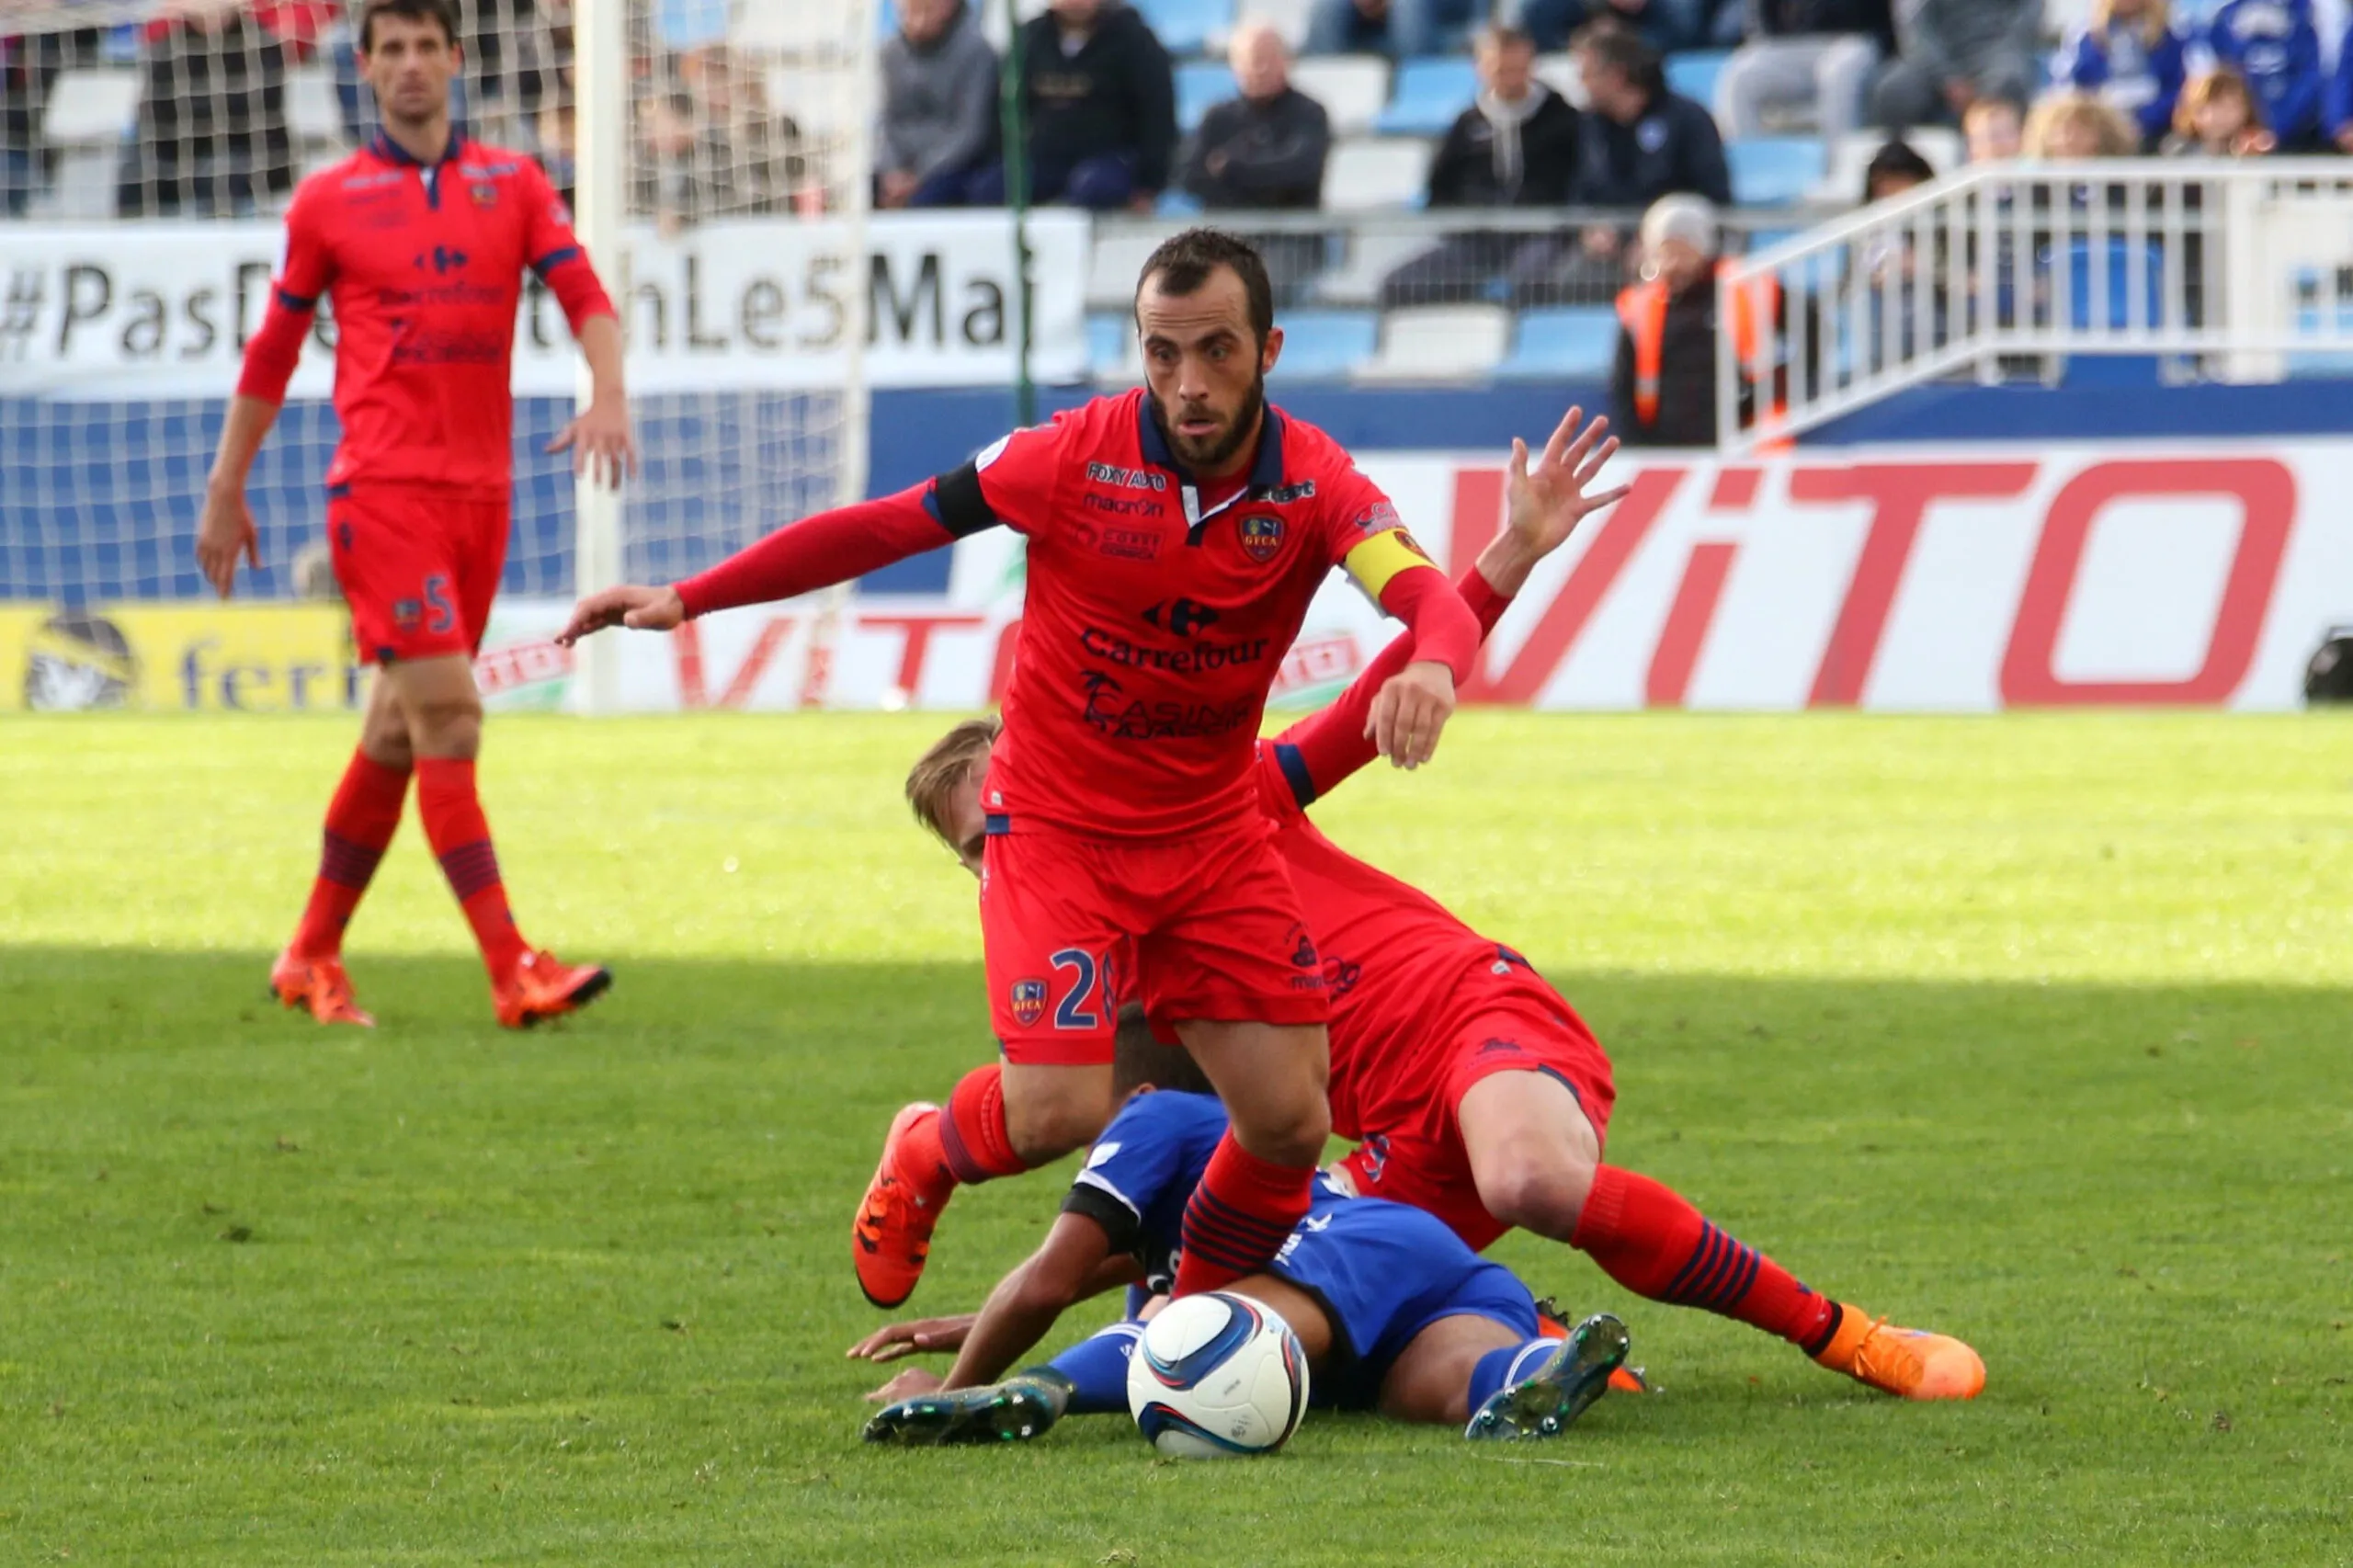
[1126,1291,1309,1459]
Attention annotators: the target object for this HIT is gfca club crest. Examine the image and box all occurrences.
[1010,979,1048,1028]
[1239,513,1285,562]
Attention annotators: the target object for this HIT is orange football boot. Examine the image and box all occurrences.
[855,1102,947,1309]
[269,949,375,1028]
[491,949,613,1028]
[1813,1309,1986,1400]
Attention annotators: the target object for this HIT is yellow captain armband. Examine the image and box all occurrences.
[1341,526,1438,600]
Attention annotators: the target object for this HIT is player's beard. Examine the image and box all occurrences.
[1152,369,1267,475]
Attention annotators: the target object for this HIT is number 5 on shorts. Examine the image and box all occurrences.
[1049,947,1106,1030]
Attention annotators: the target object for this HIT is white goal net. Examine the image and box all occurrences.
[0,0,874,709]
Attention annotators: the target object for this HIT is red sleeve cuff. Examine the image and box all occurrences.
[1455,564,1512,634]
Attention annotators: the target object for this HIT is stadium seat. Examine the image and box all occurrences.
[1534,51,1589,107]
[1088,228,1175,308]
[1088,312,1142,381]
[1375,58,1478,136]
[1664,49,1732,110]
[1134,0,1233,54]
[40,70,141,222]
[1727,135,1827,207]
[1291,56,1392,137]
[1310,232,1443,305]
[1818,126,1963,202]
[1176,61,1233,134]
[1251,0,1318,51]
[1496,307,1622,379]
[1155,187,1204,217]
[1267,309,1381,377]
[1357,304,1512,381]
[1322,136,1433,210]
[285,63,344,150]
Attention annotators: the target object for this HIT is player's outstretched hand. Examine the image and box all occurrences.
[1507,404,1630,560]
[195,488,261,599]
[1367,659,1457,770]
[863,1367,948,1404]
[548,397,639,490]
[846,1314,977,1366]
[555,584,686,645]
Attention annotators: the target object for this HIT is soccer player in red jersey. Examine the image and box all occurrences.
[891,409,1985,1400]
[561,230,1483,1305]
[197,0,630,1030]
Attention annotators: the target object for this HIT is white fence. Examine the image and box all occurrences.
[1717,159,2353,453]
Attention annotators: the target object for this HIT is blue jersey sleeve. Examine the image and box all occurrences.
[1060,1092,1229,1266]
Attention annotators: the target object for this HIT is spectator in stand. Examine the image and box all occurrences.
[877,0,999,209]
[1715,0,1896,145]
[539,97,576,206]
[1377,23,1579,305]
[2325,14,2353,151]
[1608,194,1781,447]
[1870,0,2039,131]
[2023,90,2143,159]
[2055,0,2188,152]
[2205,0,2322,148]
[1568,21,1731,280]
[1962,95,2024,162]
[1180,21,1331,208]
[119,0,333,217]
[1852,140,1942,372]
[972,0,1174,211]
[1517,0,1708,54]
[639,48,808,232]
[1306,0,1479,60]
[2162,63,2276,153]
[1862,134,1934,199]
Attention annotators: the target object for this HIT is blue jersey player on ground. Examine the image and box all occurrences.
[852,1023,1633,1445]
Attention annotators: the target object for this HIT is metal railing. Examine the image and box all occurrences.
[1716,157,2353,453]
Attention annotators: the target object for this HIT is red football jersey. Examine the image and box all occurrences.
[237,130,614,496]
[950,388,1433,840]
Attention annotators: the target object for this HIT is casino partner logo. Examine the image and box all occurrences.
[22,610,138,711]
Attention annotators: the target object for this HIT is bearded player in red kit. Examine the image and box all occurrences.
[198,0,631,1029]
[561,229,1483,1301]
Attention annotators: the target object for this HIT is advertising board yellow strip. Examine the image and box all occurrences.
[0,604,358,713]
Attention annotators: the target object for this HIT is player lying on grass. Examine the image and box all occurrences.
[564,229,1484,1296]
[869,410,1986,1401]
[200,0,624,1030]
[853,1033,1634,1446]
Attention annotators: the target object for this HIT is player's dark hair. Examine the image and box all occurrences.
[1135,229,1275,350]
[1111,1006,1216,1098]
[1574,18,1664,98]
[1861,138,1936,203]
[359,0,460,51]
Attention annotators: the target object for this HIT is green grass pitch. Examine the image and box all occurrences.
[2,710,2347,1565]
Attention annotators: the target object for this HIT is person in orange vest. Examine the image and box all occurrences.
[1609,194,1785,448]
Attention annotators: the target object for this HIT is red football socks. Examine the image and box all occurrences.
[290,749,410,958]
[415,757,529,977]
[1571,1165,1840,1353]
[895,1065,1030,1205]
[1174,1133,1314,1296]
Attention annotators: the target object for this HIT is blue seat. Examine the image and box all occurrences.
[1664,48,1732,109]
[1374,58,1478,136]
[1269,310,1380,377]
[1497,307,1622,379]
[1134,0,1232,54]
[2045,235,2164,330]
[1155,187,1204,217]
[1176,61,1232,133]
[1087,312,1134,379]
[1727,136,1826,206]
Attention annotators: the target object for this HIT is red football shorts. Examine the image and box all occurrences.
[980,818,1330,1066]
[327,484,510,665]
[1333,965,1615,1253]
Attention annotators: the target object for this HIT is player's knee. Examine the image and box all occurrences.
[407,695,483,759]
[1231,1088,1330,1168]
[1473,1148,1594,1242]
[1004,1081,1108,1164]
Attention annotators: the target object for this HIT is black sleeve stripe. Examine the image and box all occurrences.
[930,460,1002,539]
[1273,741,1318,809]
[1060,1183,1142,1256]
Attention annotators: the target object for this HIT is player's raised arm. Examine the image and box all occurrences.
[197,185,335,597]
[1294,408,1627,780]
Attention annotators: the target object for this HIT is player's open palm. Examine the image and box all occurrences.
[556,584,686,645]
[195,489,260,598]
[1507,404,1630,560]
[549,398,639,490]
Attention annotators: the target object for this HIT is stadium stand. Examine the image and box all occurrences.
[1267,307,1383,374]
[1176,57,1233,132]
[1134,0,1233,55]
[1496,305,1624,378]
[1373,56,1478,135]
[1727,134,1828,205]
[1289,53,1391,134]
[1358,302,1513,380]
[1321,133,1434,209]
